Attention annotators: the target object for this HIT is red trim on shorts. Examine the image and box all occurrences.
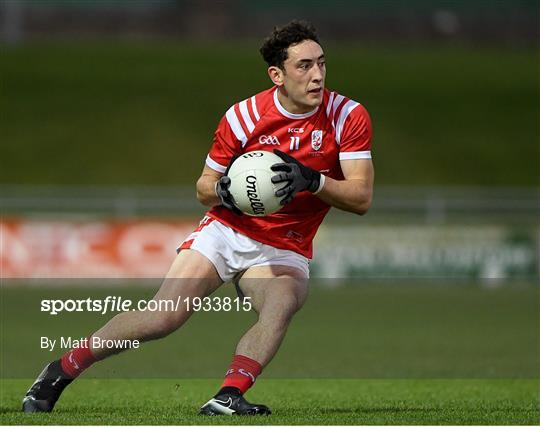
[177,216,215,253]
[179,239,194,250]
[194,216,215,232]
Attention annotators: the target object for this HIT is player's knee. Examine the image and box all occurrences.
[286,283,308,314]
[290,293,306,315]
[262,293,302,328]
[294,285,309,310]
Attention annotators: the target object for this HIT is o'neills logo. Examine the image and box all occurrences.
[245,175,265,215]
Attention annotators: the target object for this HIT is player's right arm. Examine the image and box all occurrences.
[195,112,242,212]
[196,166,222,207]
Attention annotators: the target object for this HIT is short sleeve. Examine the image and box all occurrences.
[338,103,372,161]
[205,115,241,173]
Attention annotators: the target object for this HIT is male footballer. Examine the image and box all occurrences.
[23,20,374,416]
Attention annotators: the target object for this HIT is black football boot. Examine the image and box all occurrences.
[22,360,73,413]
[199,386,271,416]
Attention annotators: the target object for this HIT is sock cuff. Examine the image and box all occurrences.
[60,336,97,378]
[220,354,263,394]
[232,354,262,375]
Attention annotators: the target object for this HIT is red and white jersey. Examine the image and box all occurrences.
[205,86,372,259]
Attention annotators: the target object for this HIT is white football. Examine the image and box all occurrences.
[227,151,284,216]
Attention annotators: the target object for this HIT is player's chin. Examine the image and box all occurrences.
[305,92,323,107]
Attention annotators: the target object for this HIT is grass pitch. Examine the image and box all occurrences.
[1,378,538,425]
[2,282,538,379]
[1,282,538,424]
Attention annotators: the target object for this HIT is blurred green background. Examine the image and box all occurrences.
[2,43,538,187]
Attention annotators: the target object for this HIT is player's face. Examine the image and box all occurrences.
[271,40,326,114]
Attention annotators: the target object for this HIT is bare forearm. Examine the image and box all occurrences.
[316,176,372,215]
[196,174,221,207]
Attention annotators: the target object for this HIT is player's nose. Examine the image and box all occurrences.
[311,64,324,83]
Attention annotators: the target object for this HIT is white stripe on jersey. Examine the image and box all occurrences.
[326,91,335,116]
[250,95,260,121]
[205,155,227,173]
[335,100,359,144]
[339,151,372,160]
[331,94,345,127]
[225,106,248,146]
[239,100,255,133]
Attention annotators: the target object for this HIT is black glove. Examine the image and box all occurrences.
[215,155,243,215]
[270,149,321,205]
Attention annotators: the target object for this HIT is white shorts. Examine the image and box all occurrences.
[178,216,310,282]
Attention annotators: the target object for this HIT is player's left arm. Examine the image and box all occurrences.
[271,151,374,215]
[315,158,374,214]
[272,102,374,214]
[317,102,374,214]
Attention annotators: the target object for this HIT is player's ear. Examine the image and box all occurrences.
[268,66,284,87]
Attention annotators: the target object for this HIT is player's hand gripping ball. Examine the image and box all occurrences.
[226,151,284,216]
[271,149,322,205]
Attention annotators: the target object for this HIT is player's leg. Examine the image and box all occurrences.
[233,265,309,365]
[200,264,308,416]
[23,249,222,413]
[89,249,222,359]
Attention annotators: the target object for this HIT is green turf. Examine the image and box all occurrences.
[1,378,538,424]
[1,282,538,424]
[1,43,538,187]
[2,282,538,379]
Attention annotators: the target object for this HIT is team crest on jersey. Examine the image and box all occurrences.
[311,130,323,151]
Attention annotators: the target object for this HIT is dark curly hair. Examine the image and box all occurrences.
[260,20,321,69]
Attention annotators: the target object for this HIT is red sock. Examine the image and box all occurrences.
[60,336,97,378]
[221,354,262,394]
